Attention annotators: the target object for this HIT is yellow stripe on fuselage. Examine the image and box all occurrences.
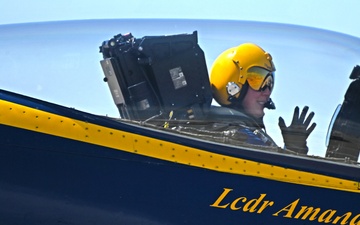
[0,99,359,193]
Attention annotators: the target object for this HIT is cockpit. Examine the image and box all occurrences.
[98,30,360,163]
[1,19,360,165]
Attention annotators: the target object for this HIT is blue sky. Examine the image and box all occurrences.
[1,0,359,38]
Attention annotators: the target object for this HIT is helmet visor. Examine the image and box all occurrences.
[247,67,275,92]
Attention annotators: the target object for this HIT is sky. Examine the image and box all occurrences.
[0,0,359,38]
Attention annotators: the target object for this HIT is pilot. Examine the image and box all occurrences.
[209,43,316,154]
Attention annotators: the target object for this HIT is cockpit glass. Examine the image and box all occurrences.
[1,19,360,164]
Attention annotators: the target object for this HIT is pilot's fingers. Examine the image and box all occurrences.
[278,116,287,129]
[299,106,309,123]
[303,111,315,128]
[306,122,317,135]
[291,106,300,125]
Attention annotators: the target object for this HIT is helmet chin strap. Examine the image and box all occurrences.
[227,82,276,110]
[228,88,276,111]
[227,82,249,105]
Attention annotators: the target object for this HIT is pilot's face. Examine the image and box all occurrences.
[241,86,272,118]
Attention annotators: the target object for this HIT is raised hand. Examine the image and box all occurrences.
[278,106,317,154]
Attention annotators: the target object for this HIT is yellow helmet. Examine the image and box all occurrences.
[210,43,276,106]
